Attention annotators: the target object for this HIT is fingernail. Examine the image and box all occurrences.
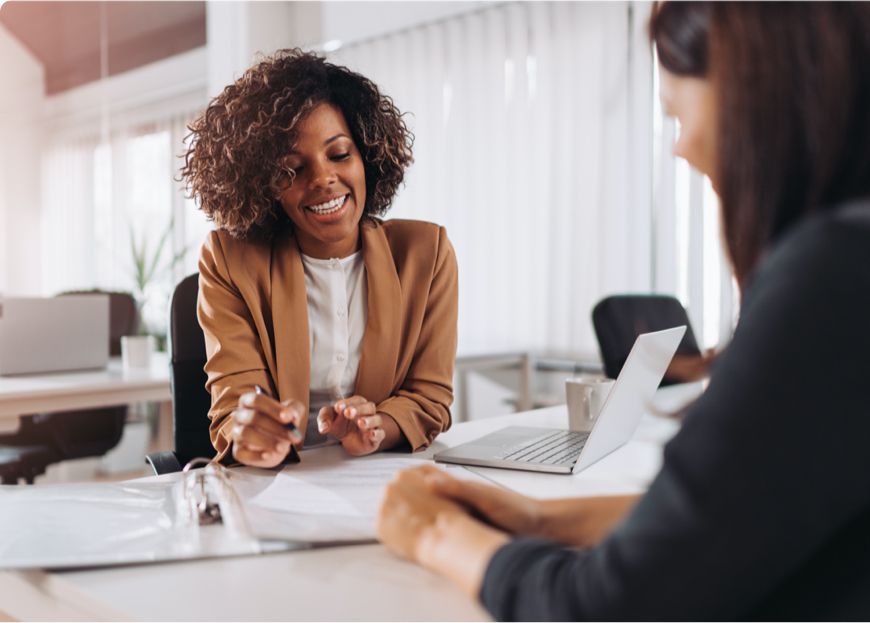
[236,410,252,424]
[232,424,243,437]
[318,421,327,433]
[281,408,293,423]
[349,408,357,418]
[261,451,273,460]
[336,402,345,411]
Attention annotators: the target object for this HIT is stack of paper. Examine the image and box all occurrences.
[229,448,491,544]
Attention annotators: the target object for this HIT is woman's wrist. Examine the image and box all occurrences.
[377,413,403,450]
[417,511,510,598]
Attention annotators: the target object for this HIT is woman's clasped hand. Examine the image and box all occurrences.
[317,395,392,456]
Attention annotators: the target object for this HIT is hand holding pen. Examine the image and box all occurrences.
[229,384,303,468]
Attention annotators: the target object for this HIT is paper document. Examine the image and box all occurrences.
[228,448,491,544]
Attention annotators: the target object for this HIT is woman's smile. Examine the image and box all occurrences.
[278,102,368,259]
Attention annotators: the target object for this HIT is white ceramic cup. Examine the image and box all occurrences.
[121,335,154,370]
[565,376,615,432]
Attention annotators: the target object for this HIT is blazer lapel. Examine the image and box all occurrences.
[270,230,311,425]
[355,219,402,402]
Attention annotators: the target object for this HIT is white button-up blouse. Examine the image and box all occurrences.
[300,251,367,446]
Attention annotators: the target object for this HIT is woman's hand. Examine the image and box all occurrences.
[378,465,509,597]
[230,391,303,468]
[317,395,398,456]
[665,348,717,382]
[422,465,543,535]
[377,465,468,561]
[397,465,639,548]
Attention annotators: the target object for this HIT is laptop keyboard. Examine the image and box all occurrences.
[496,430,590,465]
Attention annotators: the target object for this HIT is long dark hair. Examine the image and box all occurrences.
[651,2,870,288]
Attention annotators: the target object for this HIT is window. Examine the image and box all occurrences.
[41,113,209,338]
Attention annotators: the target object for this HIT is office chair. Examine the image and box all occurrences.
[0,290,138,484]
[146,273,215,474]
[592,294,703,386]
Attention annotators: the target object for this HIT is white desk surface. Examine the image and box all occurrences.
[0,353,170,422]
[0,383,702,622]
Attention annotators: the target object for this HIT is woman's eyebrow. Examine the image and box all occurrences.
[324,133,350,145]
[287,133,351,155]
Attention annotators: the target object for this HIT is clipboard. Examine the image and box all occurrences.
[0,458,319,571]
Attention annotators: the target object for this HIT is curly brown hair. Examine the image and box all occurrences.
[181,49,414,240]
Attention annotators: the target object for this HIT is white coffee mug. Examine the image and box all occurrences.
[121,335,154,370]
[565,376,615,432]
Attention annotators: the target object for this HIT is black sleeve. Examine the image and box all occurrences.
[480,217,870,621]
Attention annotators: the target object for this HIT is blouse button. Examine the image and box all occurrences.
[336,353,346,362]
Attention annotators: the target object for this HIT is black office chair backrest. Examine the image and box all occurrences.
[169,273,215,464]
[592,294,701,384]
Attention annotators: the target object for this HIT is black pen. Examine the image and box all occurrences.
[254,384,298,433]
[254,385,302,465]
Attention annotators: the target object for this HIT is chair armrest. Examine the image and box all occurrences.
[145,451,183,475]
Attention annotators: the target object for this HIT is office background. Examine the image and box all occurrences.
[0,0,735,371]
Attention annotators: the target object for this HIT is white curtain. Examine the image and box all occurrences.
[331,1,651,357]
[40,111,207,337]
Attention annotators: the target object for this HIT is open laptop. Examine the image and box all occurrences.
[0,296,110,375]
[435,326,686,474]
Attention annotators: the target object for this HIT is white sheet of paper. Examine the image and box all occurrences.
[228,449,491,544]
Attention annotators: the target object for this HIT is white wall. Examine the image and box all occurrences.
[206,2,296,98]
[0,24,44,295]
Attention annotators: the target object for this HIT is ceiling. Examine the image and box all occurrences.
[0,1,206,95]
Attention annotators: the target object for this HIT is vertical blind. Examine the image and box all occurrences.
[331,1,653,357]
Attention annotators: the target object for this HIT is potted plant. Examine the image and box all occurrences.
[128,215,187,353]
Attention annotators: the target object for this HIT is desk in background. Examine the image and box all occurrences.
[454,349,603,423]
[0,353,172,451]
[0,383,701,621]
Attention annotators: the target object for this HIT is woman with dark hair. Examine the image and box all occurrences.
[182,50,457,467]
[377,3,870,619]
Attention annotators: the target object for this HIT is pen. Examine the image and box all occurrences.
[254,384,298,433]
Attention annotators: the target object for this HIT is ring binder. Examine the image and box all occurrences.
[173,457,257,546]
[181,458,226,526]
[0,458,294,570]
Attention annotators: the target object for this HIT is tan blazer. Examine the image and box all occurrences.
[197,217,458,460]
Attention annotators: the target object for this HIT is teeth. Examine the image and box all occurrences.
[307,195,347,214]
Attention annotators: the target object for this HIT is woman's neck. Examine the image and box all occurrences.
[296,229,361,259]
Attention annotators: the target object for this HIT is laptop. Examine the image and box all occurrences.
[435,326,686,474]
[0,296,110,375]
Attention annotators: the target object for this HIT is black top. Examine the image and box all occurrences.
[481,202,870,621]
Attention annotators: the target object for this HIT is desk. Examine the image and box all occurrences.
[0,354,172,449]
[0,383,702,621]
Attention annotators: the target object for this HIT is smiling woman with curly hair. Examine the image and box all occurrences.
[182,49,457,468]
